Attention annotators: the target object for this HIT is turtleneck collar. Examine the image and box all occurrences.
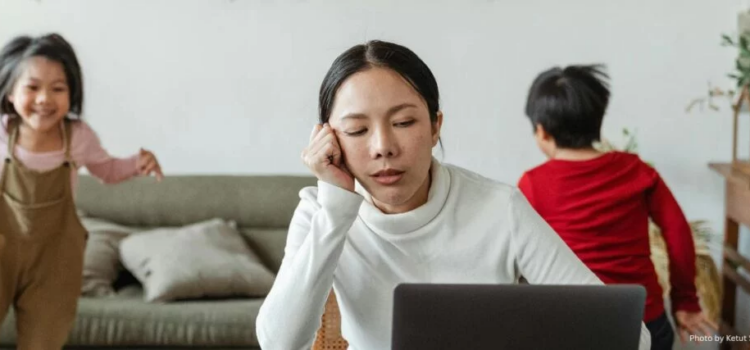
[354,157,451,238]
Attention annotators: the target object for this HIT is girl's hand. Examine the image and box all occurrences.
[136,148,164,182]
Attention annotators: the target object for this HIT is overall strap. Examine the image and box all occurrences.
[7,117,19,162]
[62,119,74,167]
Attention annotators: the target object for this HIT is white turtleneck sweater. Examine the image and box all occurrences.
[256,160,651,350]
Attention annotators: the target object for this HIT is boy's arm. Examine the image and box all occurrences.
[646,172,701,313]
[517,172,535,205]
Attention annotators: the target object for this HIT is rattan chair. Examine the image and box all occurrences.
[650,222,722,323]
[312,290,348,350]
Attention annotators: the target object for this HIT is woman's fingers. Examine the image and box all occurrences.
[309,123,323,143]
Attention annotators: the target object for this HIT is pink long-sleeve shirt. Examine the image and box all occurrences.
[1,115,139,191]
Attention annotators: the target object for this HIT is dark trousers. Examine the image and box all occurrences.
[646,312,675,350]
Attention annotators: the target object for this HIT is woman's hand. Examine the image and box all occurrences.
[301,123,354,192]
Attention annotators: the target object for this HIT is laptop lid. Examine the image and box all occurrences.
[392,284,646,350]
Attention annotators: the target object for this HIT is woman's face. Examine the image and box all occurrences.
[329,66,442,213]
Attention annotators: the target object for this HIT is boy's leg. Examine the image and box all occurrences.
[14,233,85,350]
[646,313,675,350]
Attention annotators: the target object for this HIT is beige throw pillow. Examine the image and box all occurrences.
[80,215,136,297]
[119,218,275,302]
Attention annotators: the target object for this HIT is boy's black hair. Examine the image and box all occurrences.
[0,33,84,117]
[525,64,610,149]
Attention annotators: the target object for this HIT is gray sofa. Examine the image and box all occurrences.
[0,174,316,349]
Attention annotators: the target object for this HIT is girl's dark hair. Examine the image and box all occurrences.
[524,64,610,149]
[319,40,440,125]
[0,33,84,118]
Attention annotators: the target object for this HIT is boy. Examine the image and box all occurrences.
[518,64,716,349]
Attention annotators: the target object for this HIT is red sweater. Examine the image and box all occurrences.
[518,151,700,322]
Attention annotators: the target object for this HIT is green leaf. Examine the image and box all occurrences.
[729,73,742,80]
[723,34,735,45]
[740,35,748,50]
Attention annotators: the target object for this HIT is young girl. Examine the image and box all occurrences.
[0,33,163,349]
[256,40,651,350]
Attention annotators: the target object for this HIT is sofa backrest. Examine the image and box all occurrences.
[76,175,317,273]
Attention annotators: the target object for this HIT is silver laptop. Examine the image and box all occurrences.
[392,284,646,350]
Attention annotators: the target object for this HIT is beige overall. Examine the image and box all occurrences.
[0,118,87,349]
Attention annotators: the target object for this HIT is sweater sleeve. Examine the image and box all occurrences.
[517,172,535,206]
[73,121,139,184]
[256,181,364,350]
[508,189,651,350]
[646,170,701,313]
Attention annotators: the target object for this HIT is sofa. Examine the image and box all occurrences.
[0,174,317,349]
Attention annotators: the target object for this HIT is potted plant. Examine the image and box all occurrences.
[687,31,750,173]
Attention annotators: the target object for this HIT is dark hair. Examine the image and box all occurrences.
[0,33,84,118]
[524,64,610,149]
[319,40,440,126]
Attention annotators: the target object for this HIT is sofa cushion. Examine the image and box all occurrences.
[0,286,263,347]
[80,215,137,297]
[75,175,317,228]
[119,219,275,302]
[239,228,289,273]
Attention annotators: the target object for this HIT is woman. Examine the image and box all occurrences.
[256,40,651,350]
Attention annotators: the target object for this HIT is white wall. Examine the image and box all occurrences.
[2,0,749,347]
[0,1,743,245]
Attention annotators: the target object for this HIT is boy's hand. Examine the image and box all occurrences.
[136,148,164,182]
[674,310,718,344]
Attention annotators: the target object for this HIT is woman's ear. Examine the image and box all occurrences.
[431,111,443,146]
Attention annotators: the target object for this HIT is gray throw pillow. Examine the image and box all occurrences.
[80,215,136,297]
[119,218,275,302]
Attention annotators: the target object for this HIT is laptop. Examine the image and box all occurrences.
[391,284,646,350]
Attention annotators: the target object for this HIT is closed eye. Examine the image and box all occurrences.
[344,129,367,136]
[394,120,415,127]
